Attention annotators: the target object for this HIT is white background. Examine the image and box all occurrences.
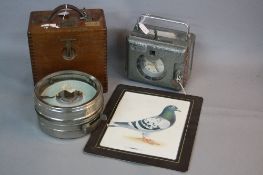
[0,0,262,175]
[100,91,190,160]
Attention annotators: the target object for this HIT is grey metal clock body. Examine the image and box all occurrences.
[127,14,195,90]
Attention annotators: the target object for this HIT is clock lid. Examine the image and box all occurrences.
[130,14,195,47]
[131,25,189,46]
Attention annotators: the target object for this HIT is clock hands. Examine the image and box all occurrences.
[41,90,83,104]
[41,95,56,99]
[148,59,161,72]
[139,55,165,80]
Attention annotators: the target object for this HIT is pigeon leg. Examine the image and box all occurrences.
[142,133,155,144]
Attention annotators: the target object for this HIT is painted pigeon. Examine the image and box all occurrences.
[108,105,180,143]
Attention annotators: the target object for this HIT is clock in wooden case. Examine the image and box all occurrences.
[127,14,195,90]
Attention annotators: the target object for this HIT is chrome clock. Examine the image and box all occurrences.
[127,14,195,90]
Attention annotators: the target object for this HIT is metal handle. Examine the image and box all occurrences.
[137,14,190,40]
[48,4,88,22]
[82,114,107,134]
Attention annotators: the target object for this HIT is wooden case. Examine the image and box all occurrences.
[28,4,107,92]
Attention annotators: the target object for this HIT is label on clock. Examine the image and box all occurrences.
[139,22,150,35]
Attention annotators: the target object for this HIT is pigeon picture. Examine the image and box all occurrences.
[108,105,180,143]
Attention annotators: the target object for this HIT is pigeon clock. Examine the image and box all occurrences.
[127,14,196,90]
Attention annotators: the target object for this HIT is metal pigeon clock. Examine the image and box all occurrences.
[127,14,196,90]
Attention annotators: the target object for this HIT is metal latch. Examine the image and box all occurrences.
[61,39,76,60]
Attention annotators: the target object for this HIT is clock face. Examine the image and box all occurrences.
[40,80,97,107]
[137,55,166,80]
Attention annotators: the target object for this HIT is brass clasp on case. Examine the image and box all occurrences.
[61,39,76,60]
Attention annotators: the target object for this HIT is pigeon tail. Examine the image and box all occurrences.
[108,122,130,128]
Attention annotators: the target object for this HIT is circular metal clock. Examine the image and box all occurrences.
[137,55,166,80]
[34,70,104,139]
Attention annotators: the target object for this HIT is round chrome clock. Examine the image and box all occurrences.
[137,55,166,80]
[34,70,104,139]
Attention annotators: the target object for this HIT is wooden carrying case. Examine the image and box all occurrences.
[28,4,108,92]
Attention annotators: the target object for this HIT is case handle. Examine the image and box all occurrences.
[137,14,190,40]
[48,4,89,22]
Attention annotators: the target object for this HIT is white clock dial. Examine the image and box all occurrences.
[143,59,165,74]
[137,55,166,80]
